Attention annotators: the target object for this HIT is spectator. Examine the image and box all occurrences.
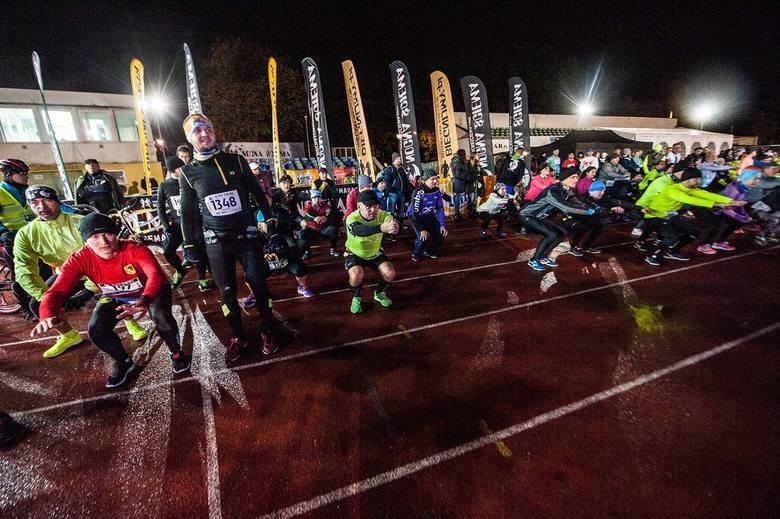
[561,152,579,170]
[524,164,556,202]
[545,148,561,173]
[476,182,513,240]
[451,149,471,220]
[496,147,526,196]
[579,148,600,172]
[379,153,410,221]
[576,166,598,194]
[344,174,373,220]
[249,161,274,201]
[74,159,123,214]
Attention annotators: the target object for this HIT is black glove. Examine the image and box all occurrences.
[64,288,95,310]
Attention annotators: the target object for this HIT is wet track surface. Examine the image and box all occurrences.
[1,220,779,517]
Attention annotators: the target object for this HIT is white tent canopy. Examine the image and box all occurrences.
[600,127,733,155]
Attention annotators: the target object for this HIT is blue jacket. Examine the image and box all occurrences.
[407,186,446,228]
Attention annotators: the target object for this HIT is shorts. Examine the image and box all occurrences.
[344,253,389,271]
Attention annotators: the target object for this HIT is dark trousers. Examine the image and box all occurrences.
[88,283,179,363]
[521,216,567,260]
[568,216,604,248]
[163,225,185,275]
[204,234,272,338]
[478,212,507,232]
[689,208,737,245]
[299,225,338,252]
[647,215,699,257]
[411,216,444,257]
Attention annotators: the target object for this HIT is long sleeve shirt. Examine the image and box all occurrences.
[39,240,166,318]
[642,183,731,219]
[520,183,591,219]
[407,186,446,228]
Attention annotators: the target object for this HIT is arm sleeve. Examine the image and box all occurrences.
[178,170,200,246]
[12,231,49,301]
[156,184,171,230]
[39,255,85,319]
[348,221,383,237]
[545,189,590,216]
[408,189,423,225]
[665,187,730,208]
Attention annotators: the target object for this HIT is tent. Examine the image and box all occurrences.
[532,130,653,158]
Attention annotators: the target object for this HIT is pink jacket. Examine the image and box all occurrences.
[524,175,556,201]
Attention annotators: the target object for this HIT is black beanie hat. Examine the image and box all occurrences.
[25,184,60,204]
[680,167,703,181]
[165,156,185,172]
[79,212,118,241]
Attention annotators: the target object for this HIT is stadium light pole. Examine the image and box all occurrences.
[692,102,716,131]
[145,95,168,163]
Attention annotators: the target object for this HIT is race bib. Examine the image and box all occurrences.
[98,278,143,296]
[169,195,181,212]
[204,190,242,216]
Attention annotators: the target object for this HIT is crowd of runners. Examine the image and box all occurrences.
[1,112,778,428]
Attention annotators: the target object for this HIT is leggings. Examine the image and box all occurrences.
[88,283,179,363]
[521,216,567,260]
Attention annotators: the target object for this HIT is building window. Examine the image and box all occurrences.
[115,110,138,142]
[46,109,78,141]
[80,110,114,141]
[0,107,41,142]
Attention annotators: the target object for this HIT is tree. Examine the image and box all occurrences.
[200,37,307,142]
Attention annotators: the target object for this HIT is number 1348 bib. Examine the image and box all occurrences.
[205,190,242,216]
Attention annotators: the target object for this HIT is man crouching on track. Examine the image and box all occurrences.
[178,113,278,361]
[30,213,190,388]
[344,190,399,314]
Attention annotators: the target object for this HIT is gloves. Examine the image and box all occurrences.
[64,288,95,310]
[587,208,597,216]
[183,245,199,264]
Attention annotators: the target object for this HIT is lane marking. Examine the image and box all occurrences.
[478,420,513,458]
[397,325,412,339]
[10,247,778,418]
[261,322,780,518]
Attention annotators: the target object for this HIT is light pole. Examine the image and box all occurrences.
[304,115,311,158]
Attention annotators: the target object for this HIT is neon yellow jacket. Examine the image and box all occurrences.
[0,182,34,233]
[13,212,96,300]
[642,183,731,219]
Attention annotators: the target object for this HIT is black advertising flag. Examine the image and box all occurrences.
[460,75,494,173]
[301,57,334,172]
[390,60,422,176]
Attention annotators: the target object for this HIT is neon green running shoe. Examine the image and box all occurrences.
[125,319,148,341]
[350,297,362,314]
[43,329,84,358]
[198,279,212,292]
[373,291,393,308]
[171,271,185,289]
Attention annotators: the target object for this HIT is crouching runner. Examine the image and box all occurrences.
[344,190,399,314]
[30,213,190,388]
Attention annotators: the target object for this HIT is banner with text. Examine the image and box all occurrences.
[508,76,530,153]
[301,57,334,173]
[220,142,305,161]
[341,60,375,178]
[390,60,422,176]
[460,75,494,173]
[430,70,457,177]
[268,57,283,182]
[183,43,203,114]
[130,58,153,192]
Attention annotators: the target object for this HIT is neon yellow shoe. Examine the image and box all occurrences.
[171,271,185,289]
[350,297,362,314]
[373,291,393,308]
[124,319,148,341]
[43,329,84,358]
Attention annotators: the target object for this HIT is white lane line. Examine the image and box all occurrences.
[261,322,780,519]
[10,246,777,418]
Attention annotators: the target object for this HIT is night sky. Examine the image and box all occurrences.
[6,0,780,146]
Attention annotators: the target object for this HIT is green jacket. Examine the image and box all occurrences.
[13,212,96,300]
[0,182,34,233]
[642,183,731,219]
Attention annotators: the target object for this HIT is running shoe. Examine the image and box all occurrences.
[569,246,585,257]
[494,230,508,238]
[43,329,84,358]
[539,257,559,267]
[373,291,393,308]
[480,231,489,241]
[226,337,247,362]
[422,251,438,259]
[527,259,546,271]
[171,271,185,289]
[584,247,601,254]
[106,359,135,388]
[261,332,279,355]
[198,279,213,292]
[633,241,648,252]
[754,236,768,247]
[711,242,736,251]
[329,248,340,257]
[170,351,191,374]
[411,255,420,262]
[644,255,661,266]
[350,297,363,314]
[696,244,717,255]
[0,411,25,447]
[663,251,690,261]
[240,294,256,308]
[124,319,148,342]
[296,285,314,298]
